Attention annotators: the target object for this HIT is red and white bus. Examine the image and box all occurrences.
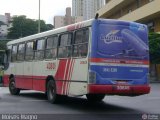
[3,18,150,103]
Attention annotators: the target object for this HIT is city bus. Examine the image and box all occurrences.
[2,18,150,103]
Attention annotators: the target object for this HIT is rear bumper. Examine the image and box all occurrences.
[88,84,150,96]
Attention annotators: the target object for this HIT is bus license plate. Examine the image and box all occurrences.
[116,85,130,90]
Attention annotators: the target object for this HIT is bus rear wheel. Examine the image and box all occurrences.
[9,78,20,95]
[86,94,105,102]
[47,80,59,104]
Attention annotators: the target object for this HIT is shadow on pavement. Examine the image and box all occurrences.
[18,92,140,114]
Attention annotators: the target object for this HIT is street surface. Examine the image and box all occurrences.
[0,83,160,120]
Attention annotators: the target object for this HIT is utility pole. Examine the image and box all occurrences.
[38,0,41,33]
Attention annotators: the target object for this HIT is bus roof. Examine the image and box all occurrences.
[7,19,94,46]
[7,18,144,46]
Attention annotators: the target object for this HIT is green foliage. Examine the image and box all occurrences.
[7,15,53,39]
[0,40,11,50]
[0,21,5,26]
[149,32,160,64]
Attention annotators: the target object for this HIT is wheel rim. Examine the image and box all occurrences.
[48,84,55,100]
[10,81,16,91]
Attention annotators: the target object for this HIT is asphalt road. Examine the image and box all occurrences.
[0,83,160,120]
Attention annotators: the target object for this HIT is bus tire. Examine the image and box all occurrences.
[47,80,59,104]
[9,78,20,95]
[86,94,105,102]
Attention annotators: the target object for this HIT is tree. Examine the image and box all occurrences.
[7,15,53,39]
[149,32,160,64]
[0,21,5,26]
[46,24,54,30]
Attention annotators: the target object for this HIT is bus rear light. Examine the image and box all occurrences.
[89,71,96,84]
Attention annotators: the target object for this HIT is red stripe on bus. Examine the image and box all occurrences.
[3,75,9,87]
[63,59,71,95]
[3,59,74,95]
[65,59,73,95]
[89,58,149,65]
[64,59,72,95]
[55,60,67,94]
[67,59,75,95]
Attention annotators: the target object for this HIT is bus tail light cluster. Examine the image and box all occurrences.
[89,71,96,84]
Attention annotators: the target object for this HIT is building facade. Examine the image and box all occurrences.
[83,0,105,20]
[72,0,105,20]
[98,0,160,32]
[54,7,83,29]
[98,0,160,82]
[72,0,83,16]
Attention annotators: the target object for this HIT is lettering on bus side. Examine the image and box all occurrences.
[103,68,117,72]
[80,61,87,64]
[46,62,56,70]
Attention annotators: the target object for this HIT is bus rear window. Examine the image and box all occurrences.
[97,24,149,59]
[11,45,17,62]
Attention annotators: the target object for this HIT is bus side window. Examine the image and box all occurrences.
[58,33,72,58]
[73,28,89,57]
[25,42,34,60]
[45,36,58,59]
[6,45,12,63]
[17,43,25,61]
[34,38,45,60]
[11,45,18,62]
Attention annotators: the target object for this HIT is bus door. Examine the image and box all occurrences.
[15,43,26,88]
[32,39,46,91]
[22,42,34,89]
[67,28,89,95]
[56,33,73,95]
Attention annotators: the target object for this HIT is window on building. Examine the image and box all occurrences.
[137,0,141,8]
[11,45,17,62]
[25,41,34,60]
[35,38,45,60]
[58,33,72,58]
[147,21,155,32]
[73,28,89,57]
[45,36,58,59]
[17,43,25,61]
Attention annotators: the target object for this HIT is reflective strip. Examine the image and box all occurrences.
[90,58,149,65]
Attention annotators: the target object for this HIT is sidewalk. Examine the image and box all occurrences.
[150,77,160,83]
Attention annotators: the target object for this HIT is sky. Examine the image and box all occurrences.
[0,0,72,25]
